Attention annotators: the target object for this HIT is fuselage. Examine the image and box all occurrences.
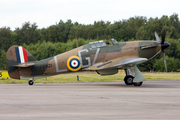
[19,40,162,80]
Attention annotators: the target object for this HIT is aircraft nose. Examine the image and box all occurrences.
[161,42,170,51]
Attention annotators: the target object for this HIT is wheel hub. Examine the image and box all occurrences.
[127,78,133,84]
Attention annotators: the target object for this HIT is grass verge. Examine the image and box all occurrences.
[0,72,180,84]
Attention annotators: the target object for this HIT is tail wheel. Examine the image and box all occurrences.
[133,82,143,86]
[28,80,34,85]
[124,75,134,85]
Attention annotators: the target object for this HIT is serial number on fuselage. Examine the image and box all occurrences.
[39,64,52,69]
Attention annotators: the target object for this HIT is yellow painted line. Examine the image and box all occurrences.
[0,72,9,77]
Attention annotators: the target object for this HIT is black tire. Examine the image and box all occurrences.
[124,75,134,85]
[133,82,143,86]
[28,80,34,85]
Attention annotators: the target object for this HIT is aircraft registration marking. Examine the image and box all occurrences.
[78,48,100,68]
[39,64,52,69]
[78,49,91,68]
[54,56,67,73]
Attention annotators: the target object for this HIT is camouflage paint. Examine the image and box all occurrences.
[6,39,167,80]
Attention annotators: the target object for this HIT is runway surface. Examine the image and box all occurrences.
[0,80,180,120]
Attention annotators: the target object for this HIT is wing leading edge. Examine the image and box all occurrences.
[87,58,148,70]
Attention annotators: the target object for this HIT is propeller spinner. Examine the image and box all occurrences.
[155,31,170,72]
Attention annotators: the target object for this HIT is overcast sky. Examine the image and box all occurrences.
[0,0,180,30]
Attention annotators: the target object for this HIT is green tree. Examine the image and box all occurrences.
[0,27,12,51]
[112,16,147,41]
[0,49,6,70]
[169,13,180,39]
[15,22,39,45]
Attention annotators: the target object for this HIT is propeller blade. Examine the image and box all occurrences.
[161,30,166,44]
[155,31,169,72]
[155,31,161,42]
[162,50,167,72]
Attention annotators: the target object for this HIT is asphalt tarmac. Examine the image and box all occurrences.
[0,80,180,120]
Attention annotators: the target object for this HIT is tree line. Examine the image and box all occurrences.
[0,13,180,72]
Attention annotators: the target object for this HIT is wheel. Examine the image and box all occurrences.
[124,75,134,85]
[133,82,143,86]
[28,80,34,85]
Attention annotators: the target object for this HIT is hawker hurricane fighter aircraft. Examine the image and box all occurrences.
[6,32,169,86]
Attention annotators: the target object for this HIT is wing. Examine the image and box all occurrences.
[87,58,148,70]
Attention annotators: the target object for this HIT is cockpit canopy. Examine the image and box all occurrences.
[89,40,106,48]
[89,38,118,48]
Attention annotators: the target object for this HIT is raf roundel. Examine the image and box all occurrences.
[67,56,81,71]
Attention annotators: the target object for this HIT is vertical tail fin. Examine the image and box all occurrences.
[15,46,29,64]
[6,45,36,79]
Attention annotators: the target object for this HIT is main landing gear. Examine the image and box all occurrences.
[124,75,133,85]
[124,75,143,86]
[28,78,35,85]
[133,82,143,86]
[124,68,143,86]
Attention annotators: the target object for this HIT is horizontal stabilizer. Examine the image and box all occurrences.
[14,62,35,67]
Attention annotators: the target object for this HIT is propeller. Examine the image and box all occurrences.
[155,31,170,72]
[162,51,167,72]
